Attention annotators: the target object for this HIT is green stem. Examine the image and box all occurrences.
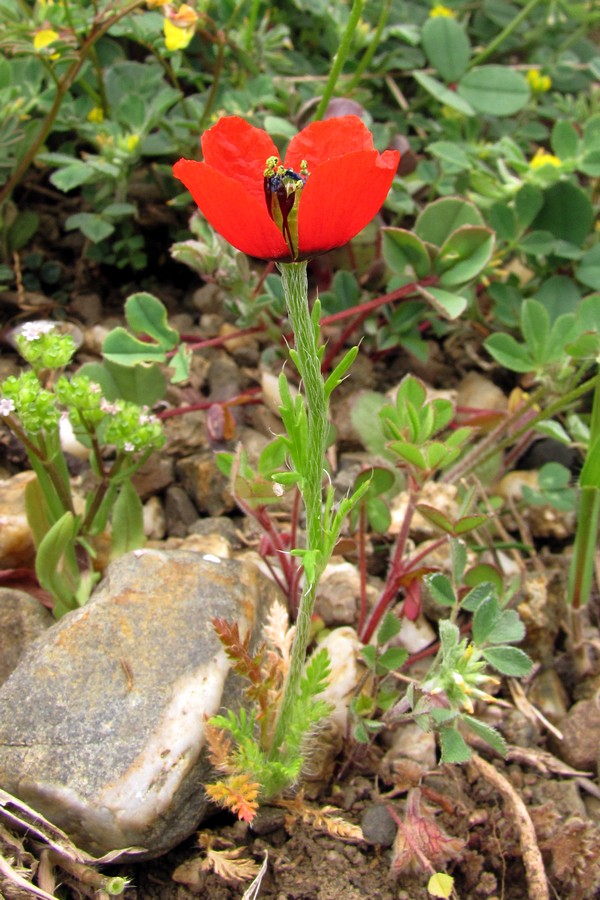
[271,261,329,755]
[568,366,600,612]
[568,487,600,610]
[200,30,226,129]
[469,0,545,68]
[6,419,75,518]
[313,0,365,120]
[243,0,262,51]
[444,374,597,482]
[346,0,391,92]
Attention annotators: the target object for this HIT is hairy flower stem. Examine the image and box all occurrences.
[271,261,329,756]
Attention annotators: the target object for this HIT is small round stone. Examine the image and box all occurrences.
[360,804,397,847]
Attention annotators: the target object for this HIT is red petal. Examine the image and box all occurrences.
[285,116,375,170]
[201,116,280,204]
[173,159,290,260]
[297,149,399,257]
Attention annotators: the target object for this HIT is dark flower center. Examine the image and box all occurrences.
[264,156,309,259]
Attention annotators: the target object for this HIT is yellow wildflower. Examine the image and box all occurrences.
[119,134,140,153]
[530,149,561,169]
[87,106,104,124]
[172,3,199,26]
[33,28,60,58]
[164,3,198,51]
[429,4,456,17]
[526,69,552,93]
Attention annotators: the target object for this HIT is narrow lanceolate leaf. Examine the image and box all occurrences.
[414,71,475,117]
[35,511,80,617]
[110,479,144,559]
[324,345,359,399]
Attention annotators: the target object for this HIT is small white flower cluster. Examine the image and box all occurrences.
[0,398,15,416]
[100,398,120,414]
[19,321,56,342]
[139,409,158,425]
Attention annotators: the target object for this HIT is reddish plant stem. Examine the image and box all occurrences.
[178,276,438,358]
[321,305,374,373]
[321,275,438,328]
[321,277,437,372]
[360,484,418,643]
[156,389,262,420]
[228,448,299,608]
[403,534,447,571]
[177,325,265,352]
[357,502,369,636]
[252,260,276,295]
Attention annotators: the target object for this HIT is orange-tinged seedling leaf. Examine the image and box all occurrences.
[205,775,260,823]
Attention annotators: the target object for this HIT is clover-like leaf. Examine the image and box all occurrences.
[482,646,532,677]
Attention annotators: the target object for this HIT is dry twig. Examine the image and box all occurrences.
[470,752,549,900]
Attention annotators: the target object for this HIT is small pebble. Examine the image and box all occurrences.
[249,806,287,836]
[360,804,396,847]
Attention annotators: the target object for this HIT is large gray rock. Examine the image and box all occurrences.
[0,549,279,858]
[0,588,54,685]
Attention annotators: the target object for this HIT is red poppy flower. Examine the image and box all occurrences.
[172,115,400,262]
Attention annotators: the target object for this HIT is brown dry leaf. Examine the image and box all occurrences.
[278,793,365,842]
[263,600,295,670]
[174,834,260,890]
[390,789,464,876]
[204,721,234,775]
[206,845,261,883]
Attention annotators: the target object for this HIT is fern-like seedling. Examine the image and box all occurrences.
[205,603,333,822]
